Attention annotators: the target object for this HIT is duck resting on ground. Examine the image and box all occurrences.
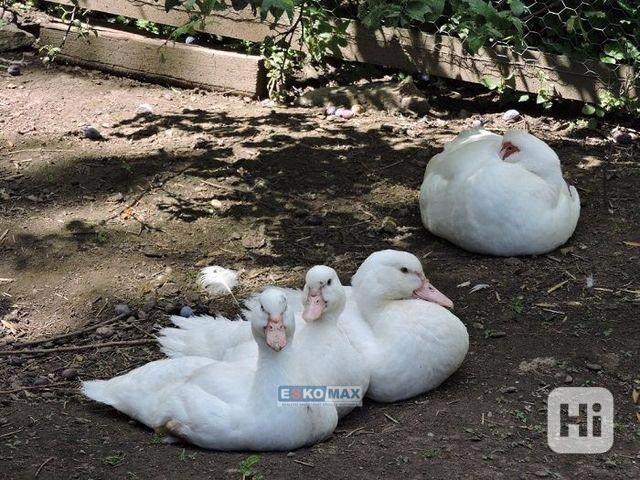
[82,288,338,451]
[158,250,467,403]
[419,129,580,256]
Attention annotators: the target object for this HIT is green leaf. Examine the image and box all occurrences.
[518,94,530,102]
[582,104,596,115]
[507,0,525,16]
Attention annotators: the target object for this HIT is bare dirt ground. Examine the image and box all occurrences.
[1,57,639,480]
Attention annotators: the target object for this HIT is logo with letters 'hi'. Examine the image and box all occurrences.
[547,387,614,454]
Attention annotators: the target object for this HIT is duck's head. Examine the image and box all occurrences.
[302,265,346,322]
[251,288,295,351]
[500,130,562,183]
[352,250,453,308]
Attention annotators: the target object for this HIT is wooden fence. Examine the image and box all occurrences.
[45,0,636,102]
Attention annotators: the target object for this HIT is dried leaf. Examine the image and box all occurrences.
[470,284,490,293]
[633,388,639,405]
[1,319,18,334]
[623,241,640,248]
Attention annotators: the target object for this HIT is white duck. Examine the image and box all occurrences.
[82,288,338,451]
[419,129,580,256]
[296,265,370,417]
[342,250,468,402]
[159,251,466,403]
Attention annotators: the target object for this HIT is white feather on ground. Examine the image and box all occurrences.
[198,266,238,296]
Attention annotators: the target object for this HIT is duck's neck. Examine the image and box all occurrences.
[354,287,397,326]
[307,309,340,331]
[251,342,294,405]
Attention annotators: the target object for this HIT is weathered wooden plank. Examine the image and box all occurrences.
[46,0,635,102]
[39,22,266,96]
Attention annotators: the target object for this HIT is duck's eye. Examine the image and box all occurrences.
[400,267,409,274]
[261,305,266,313]
[327,278,332,286]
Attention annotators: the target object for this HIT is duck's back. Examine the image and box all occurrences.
[420,129,580,256]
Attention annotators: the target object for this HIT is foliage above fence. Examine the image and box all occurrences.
[154,0,638,108]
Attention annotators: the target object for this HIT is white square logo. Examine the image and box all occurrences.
[547,387,614,454]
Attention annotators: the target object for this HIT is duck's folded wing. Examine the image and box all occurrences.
[158,314,252,360]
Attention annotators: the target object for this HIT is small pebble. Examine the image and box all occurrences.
[564,374,573,384]
[7,64,20,76]
[114,303,131,316]
[352,104,365,115]
[334,107,345,117]
[586,362,602,372]
[471,119,484,128]
[500,386,517,394]
[33,377,50,387]
[419,73,430,82]
[185,36,196,45]
[179,306,194,318]
[502,109,521,122]
[489,331,507,338]
[96,326,114,337]
[340,109,355,119]
[325,105,336,116]
[60,368,78,380]
[81,125,103,140]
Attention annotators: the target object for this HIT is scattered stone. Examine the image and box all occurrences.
[340,109,355,119]
[450,91,463,100]
[230,232,242,240]
[472,322,484,330]
[7,64,20,76]
[33,377,50,387]
[586,362,602,372]
[60,368,78,380]
[488,331,507,338]
[564,374,573,384]
[325,105,336,116]
[503,109,521,123]
[81,125,104,141]
[114,303,131,316]
[96,326,114,338]
[471,119,484,128]
[500,386,517,394]
[534,470,549,478]
[352,104,365,115]
[179,306,194,318]
[185,36,196,45]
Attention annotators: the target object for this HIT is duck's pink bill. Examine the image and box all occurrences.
[413,278,454,309]
[302,289,326,321]
[265,314,287,351]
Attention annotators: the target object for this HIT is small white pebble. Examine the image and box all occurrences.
[502,109,521,122]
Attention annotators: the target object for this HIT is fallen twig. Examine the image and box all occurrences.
[292,459,315,468]
[34,457,54,478]
[0,339,156,356]
[547,280,569,294]
[0,429,23,440]
[383,412,400,424]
